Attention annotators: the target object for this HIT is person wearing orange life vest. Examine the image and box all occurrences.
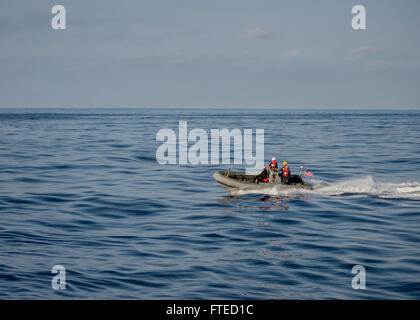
[254,167,269,183]
[269,157,278,171]
[267,157,280,183]
[281,161,291,184]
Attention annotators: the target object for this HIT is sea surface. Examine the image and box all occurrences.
[0,108,419,299]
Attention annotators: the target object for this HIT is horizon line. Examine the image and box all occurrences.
[1,105,420,110]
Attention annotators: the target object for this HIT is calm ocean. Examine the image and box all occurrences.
[0,108,419,299]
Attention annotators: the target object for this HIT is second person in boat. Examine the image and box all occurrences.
[281,161,291,184]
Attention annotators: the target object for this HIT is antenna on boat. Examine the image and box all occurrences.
[299,165,306,184]
[299,165,304,176]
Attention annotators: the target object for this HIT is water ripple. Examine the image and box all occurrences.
[0,108,419,299]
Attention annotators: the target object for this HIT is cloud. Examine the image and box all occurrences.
[347,46,382,61]
[240,27,272,40]
[347,46,400,69]
[283,49,300,58]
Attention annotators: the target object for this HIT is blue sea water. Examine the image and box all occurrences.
[0,108,419,299]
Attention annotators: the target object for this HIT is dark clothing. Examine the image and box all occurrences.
[254,168,269,183]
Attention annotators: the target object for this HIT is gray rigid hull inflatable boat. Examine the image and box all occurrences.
[213,170,312,192]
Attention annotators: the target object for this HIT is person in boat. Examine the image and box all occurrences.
[281,161,291,184]
[254,167,269,183]
[268,157,278,171]
[266,157,280,182]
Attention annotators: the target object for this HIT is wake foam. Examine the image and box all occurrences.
[231,176,420,200]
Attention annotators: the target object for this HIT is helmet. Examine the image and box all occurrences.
[283,161,287,165]
[272,157,276,161]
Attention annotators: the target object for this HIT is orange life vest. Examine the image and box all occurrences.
[269,160,277,169]
[282,165,290,177]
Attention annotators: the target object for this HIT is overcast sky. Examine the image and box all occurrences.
[1,0,419,108]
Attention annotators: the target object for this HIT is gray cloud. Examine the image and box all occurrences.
[240,27,273,40]
[347,46,382,61]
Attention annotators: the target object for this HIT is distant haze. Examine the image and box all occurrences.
[1,0,419,108]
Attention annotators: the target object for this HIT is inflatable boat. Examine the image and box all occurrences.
[213,170,312,192]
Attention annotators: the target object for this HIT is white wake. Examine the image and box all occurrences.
[231,176,420,200]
